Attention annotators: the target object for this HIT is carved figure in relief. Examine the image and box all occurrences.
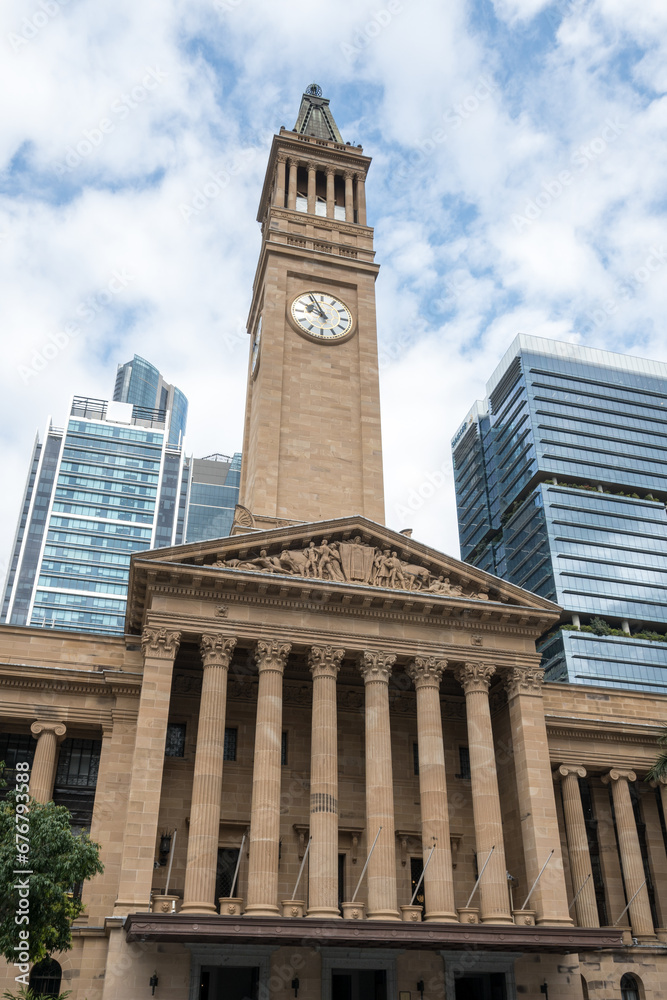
[317,539,344,582]
[211,537,497,601]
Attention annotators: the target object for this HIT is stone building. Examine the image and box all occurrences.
[1,85,667,1000]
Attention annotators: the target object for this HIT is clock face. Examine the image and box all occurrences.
[251,317,262,377]
[290,291,354,341]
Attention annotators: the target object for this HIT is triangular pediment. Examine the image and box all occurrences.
[129,515,559,615]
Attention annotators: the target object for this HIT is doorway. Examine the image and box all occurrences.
[455,972,507,1000]
[200,965,259,1000]
[331,969,387,1000]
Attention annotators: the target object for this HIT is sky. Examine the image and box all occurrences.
[0,0,666,582]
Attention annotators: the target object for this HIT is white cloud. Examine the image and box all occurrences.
[0,0,666,587]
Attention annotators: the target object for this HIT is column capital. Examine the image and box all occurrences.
[455,661,495,693]
[141,627,181,660]
[406,656,447,689]
[200,633,237,669]
[255,639,291,674]
[650,775,667,788]
[504,665,545,698]
[324,166,336,177]
[554,763,587,781]
[31,720,66,740]
[354,171,366,182]
[359,650,396,684]
[276,151,288,163]
[309,644,345,679]
[602,768,637,785]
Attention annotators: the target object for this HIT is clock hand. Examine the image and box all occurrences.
[309,293,327,319]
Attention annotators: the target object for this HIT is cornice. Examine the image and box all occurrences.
[140,581,550,638]
[0,663,141,698]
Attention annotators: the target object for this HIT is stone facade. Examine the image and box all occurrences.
[1,517,667,998]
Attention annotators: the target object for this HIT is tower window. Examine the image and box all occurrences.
[413,742,419,775]
[165,723,186,758]
[457,746,471,779]
[224,727,237,762]
[281,731,288,766]
[29,958,62,996]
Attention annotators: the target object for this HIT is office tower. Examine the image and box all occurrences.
[182,452,242,543]
[452,333,667,692]
[1,361,240,635]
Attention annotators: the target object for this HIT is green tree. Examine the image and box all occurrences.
[646,724,667,783]
[3,988,71,1000]
[0,788,103,965]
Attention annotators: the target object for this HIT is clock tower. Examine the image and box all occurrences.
[238,85,385,529]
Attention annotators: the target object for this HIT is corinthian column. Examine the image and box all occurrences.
[307,163,317,215]
[115,627,181,912]
[325,168,335,218]
[181,634,237,914]
[344,170,354,223]
[455,662,512,924]
[274,153,287,208]
[307,644,345,918]
[287,158,298,210]
[29,721,66,802]
[355,173,367,225]
[505,666,571,926]
[602,769,655,939]
[245,639,292,917]
[554,765,599,927]
[405,657,457,922]
[359,650,400,920]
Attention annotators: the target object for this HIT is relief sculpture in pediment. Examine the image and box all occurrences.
[213,536,493,600]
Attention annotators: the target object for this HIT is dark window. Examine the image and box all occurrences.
[29,958,62,997]
[281,731,288,766]
[224,727,237,762]
[457,746,471,779]
[216,847,240,901]
[621,974,640,1000]
[55,738,101,787]
[0,733,35,791]
[581,976,589,1000]
[165,723,186,758]
[410,856,425,919]
[579,778,608,925]
[413,742,419,775]
[338,853,346,912]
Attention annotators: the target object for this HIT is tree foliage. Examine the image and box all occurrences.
[646,724,667,784]
[0,789,103,964]
[3,989,71,1000]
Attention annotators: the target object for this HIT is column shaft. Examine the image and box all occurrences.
[407,658,456,921]
[603,770,655,938]
[274,155,287,208]
[29,721,66,802]
[326,170,335,219]
[456,663,512,924]
[356,174,367,225]
[556,766,599,927]
[245,639,291,917]
[287,159,297,210]
[344,171,354,223]
[307,645,344,918]
[181,635,237,914]
[359,651,400,920]
[506,668,572,926]
[307,164,317,215]
[115,628,181,912]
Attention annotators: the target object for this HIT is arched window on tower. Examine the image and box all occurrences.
[29,957,62,997]
[621,973,641,1000]
[581,975,589,999]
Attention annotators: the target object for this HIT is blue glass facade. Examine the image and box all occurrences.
[452,335,667,693]
[184,453,242,544]
[113,354,188,447]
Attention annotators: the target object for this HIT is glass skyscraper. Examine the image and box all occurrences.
[2,361,240,636]
[452,334,667,693]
